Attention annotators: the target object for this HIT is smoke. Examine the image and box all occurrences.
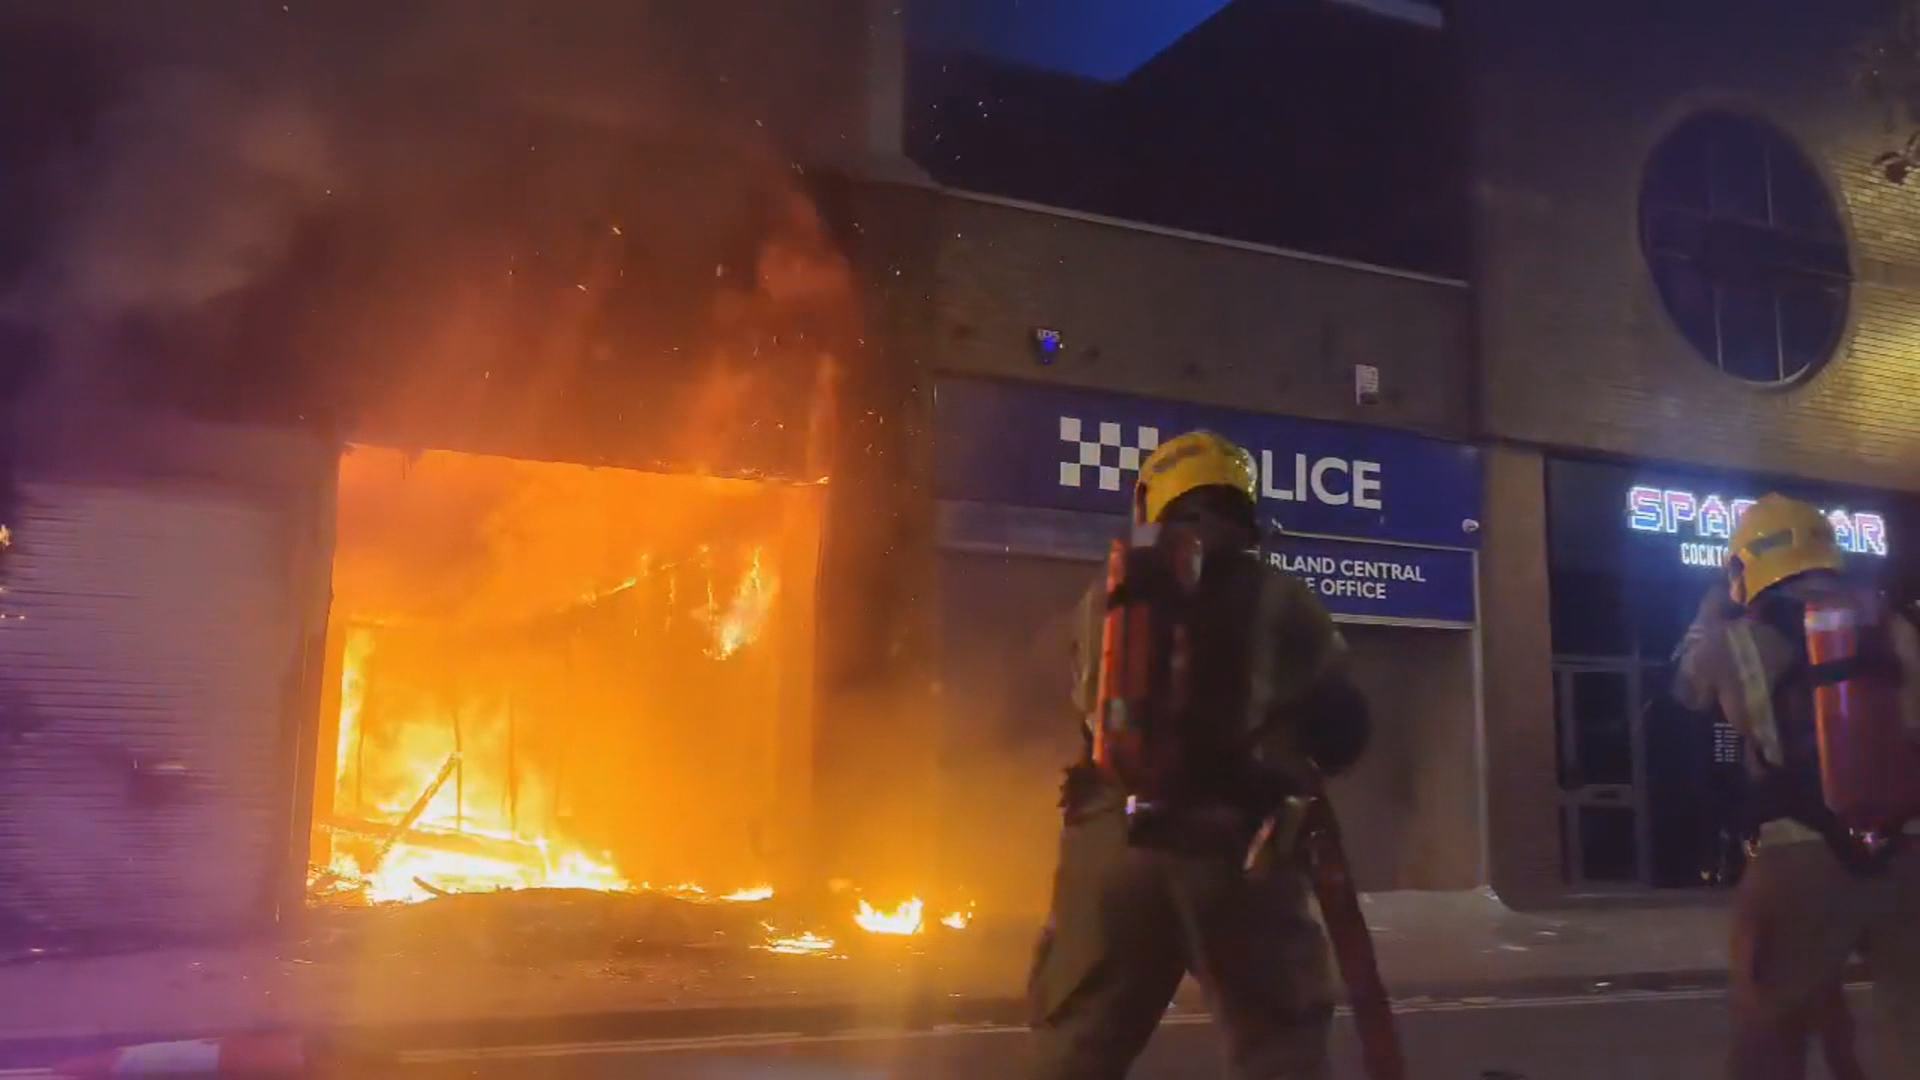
[10,70,335,341]
[0,0,868,476]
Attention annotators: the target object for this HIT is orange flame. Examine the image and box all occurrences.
[758,925,838,957]
[705,547,775,659]
[314,449,819,907]
[854,897,925,936]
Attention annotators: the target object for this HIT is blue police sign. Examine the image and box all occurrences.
[1264,535,1476,627]
[934,377,1483,549]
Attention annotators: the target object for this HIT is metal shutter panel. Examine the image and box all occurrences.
[0,480,298,939]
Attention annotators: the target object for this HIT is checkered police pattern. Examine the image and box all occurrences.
[1058,417,1161,492]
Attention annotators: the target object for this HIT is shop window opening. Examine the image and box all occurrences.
[305,446,822,906]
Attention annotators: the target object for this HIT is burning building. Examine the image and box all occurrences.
[0,0,945,946]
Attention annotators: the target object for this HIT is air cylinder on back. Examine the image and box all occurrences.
[1804,593,1920,833]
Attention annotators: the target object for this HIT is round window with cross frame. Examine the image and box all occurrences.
[1640,112,1851,385]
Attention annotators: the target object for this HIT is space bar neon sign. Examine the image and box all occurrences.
[1627,486,1889,566]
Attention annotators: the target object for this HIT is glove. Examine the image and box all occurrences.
[1695,583,1743,625]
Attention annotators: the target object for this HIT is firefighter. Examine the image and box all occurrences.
[1027,431,1371,1080]
[1672,494,1920,1080]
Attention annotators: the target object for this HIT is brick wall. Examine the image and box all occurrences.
[849,183,1475,438]
[1462,1,1920,900]
[1477,445,1563,904]
[1464,0,1920,492]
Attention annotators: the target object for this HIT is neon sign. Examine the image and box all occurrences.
[1626,486,1889,569]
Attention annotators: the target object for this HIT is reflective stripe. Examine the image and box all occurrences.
[1805,608,1854,633]
[1892,616,1920,738]
[1757,819,1825,847]
[1725,622,1783,768]
[1757,819,1920,849]
[1672,621,1707,664]
[1245,574,1288,736]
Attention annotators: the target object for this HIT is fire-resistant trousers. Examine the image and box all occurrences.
[1727,840,1920,1079]
[1025,802,1335,1080]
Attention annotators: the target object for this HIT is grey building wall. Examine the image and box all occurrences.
[1464,0,1920,490]
[1462,0,1920,900]
[908,190,1474,438]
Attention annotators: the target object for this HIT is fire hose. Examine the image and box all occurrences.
[1247,774,1407,1080]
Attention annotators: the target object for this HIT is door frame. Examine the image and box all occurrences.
[1553,655,1656,889]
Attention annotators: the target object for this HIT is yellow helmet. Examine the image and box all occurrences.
[1729,493,1843,599]
[1133,430,1258,525]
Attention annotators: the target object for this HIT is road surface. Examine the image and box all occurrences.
[389,986,1876,1079]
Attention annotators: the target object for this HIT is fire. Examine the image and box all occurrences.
[640,882,775,904]
[312,447,825,907]
[342,840,631,905]
[940,908,973,931]
[854,897,925,936]
[707,547,776,660]
[759,926,838,957]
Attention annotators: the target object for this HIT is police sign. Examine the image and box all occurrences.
[1267,535,1476,627]
[933,377,1483,628]
[934,376,1483,550]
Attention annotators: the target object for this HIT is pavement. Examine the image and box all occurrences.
[3,986,1881,1079]
[0,887,1744,1072]
[372,985,1876,1079]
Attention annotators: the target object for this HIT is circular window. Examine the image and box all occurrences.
[1640,113,1851,384]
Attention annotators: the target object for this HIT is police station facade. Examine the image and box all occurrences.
[848,181,1491,903]
[871,0,1920,908]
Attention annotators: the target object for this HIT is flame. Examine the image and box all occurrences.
[312,449,823,908]
[758,925,838,956]
[854,897,925,936]
[545,848,635,892]
[332,832,631,905]
[638,882,773,904]
[323,625,633,902]
[332,631,373,814]
[940,908,973,931]
[708,547,776,660]
[644,881,710,901]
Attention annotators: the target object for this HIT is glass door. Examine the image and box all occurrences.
[1554,659,1653,887]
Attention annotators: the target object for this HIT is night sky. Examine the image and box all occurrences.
[909,0,1233,81]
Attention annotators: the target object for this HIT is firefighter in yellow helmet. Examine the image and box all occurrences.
[1027,431,1371,1080]
[1673,494,1920,1079]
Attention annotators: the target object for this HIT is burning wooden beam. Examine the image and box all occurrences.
[324,815,542,870]
[375,752,461,864]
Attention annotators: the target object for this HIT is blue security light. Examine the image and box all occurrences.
[1031,327,1064,364]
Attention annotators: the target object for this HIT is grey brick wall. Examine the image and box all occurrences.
[1461,0,1920,900]
[1464,0,1920,492]
[853,184,1475,438]
[1477,445,1563,904]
